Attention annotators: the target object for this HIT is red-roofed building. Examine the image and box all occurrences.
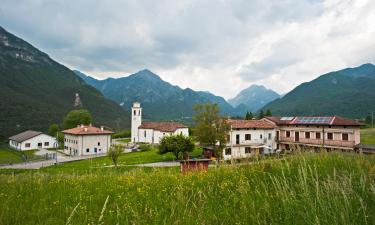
[131,102,189,144]
[223,118,277,160]
[62,124,113,156]
[264,116,361,151]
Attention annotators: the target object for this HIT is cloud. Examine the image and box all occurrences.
[0,0,374,99]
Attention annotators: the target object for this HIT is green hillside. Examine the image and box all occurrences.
[262,63,375,118]
[0,26,129,139]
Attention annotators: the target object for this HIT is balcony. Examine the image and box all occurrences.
[279,136,355,148]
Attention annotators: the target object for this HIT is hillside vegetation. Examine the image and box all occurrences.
[0,26,129,139]
[262,63,375,118]
[0,153,374,224]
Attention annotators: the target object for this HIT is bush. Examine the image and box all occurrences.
[139,143,152,152]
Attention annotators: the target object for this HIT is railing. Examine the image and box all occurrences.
[279,136,355,148]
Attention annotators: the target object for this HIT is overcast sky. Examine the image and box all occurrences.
[1,0,374,99]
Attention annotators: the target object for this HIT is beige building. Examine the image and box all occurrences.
[62,125,113,156]
[265,116,361,151]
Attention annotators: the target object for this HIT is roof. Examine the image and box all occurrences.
[228,119,276,129]
[265,116,360,126]
[138,121,188,132]
[9,130,43,142]
[62,125,113,135]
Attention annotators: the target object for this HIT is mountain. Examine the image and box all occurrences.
[75,69,239,120]
[0,26,129,138]
[262,63,375,118]
[228,85,280,112]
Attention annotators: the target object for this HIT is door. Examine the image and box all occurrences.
[295,132,299,142]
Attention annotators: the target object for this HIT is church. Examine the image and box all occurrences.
[131,102,189,144]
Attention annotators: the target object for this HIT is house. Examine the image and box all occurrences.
[9,130,57,151]
[265,116,361,151]
[223,119,277,160]
[62,124,113,156]
[131,102,189,144]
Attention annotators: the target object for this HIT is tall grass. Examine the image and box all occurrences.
[0,153,374,224]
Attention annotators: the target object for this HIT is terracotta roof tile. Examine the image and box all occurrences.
[228,119,276,129]
[62,125,113,135]
[138,121,188,132]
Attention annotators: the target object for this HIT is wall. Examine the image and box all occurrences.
[9,134,57,151]
[138,128,189,144]
[64,134,111,156]
[223,128,276,160]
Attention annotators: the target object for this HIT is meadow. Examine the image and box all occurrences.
[361,128,375,144]
[0,152,374,225]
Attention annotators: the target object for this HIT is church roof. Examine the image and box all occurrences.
[139,122,188,132]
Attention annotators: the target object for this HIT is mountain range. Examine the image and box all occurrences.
[262,63,375,118]
[75,69,240,120]
[0,26,129,138]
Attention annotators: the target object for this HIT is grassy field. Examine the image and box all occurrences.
[0,145,41,165]
[361,128,375,144]
[0,152,374,224]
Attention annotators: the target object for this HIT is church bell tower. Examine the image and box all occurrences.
[131,102,142,143]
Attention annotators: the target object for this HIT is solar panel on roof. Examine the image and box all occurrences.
[294,117,332,124]
[280,117,294,120]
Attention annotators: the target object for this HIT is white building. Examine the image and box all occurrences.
[62,125,113,156]
[9,130,58,151]
[131,102,189,144]
[223,119,277,160]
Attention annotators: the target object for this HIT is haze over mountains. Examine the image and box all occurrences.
[0,26,129,138]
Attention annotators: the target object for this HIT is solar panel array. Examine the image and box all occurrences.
[280,117,294,121]
[293,117,333,125]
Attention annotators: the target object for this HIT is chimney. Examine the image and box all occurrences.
[89,123,92,127]
[100,126,104,131]
[80,124,84,128]
[77,125,80,128]
[84,127,88,132]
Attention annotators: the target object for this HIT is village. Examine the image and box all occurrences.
[2,101,374,171]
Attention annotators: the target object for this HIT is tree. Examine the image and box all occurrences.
[365,115,371,125]
[245,111,253,120]
[193,103,230,161]
[107,144,123,168]
[258,109,265,119]
[265,109,272,117]
[48,124,59,137]
[62,109,92,129]
[159,134,195,160]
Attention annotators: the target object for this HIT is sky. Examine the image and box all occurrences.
[1,0,375,99]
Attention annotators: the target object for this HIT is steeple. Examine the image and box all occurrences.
[131,102,142,143]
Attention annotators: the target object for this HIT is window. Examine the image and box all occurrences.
[44,142,49,146]
[86,148,90,153]
[260,134,263,139]
[133,110,136,115]
[144,130,147,138]
[99,149,102,151]
[227,135,230,141]
[286,131,291,138]
[225,148,231,155]
[327,133,333,140]
[342,133,349,141]
[268,133,272,140]
[245,134,251,140]
[25,143,31,148]
[236,134,240,145]
[305,132,310,139]
[38,143,42,147]
[316,132,321,139]
[245,147,251,154]
[98,142,101,146]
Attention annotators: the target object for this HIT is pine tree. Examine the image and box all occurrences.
[245,111,253,120]
[265,109,272,117]
[258,110,265,119]
[249,112,253,120]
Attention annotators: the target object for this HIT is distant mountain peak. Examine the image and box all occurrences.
[131,69,162,81]
[228,84,280,111]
